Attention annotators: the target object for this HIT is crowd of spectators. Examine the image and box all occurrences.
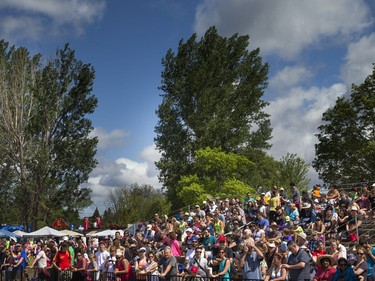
[1,181,375,281]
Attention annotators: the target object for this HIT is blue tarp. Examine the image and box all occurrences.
[0,229,20,238]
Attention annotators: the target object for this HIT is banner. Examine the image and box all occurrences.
[83,217,90,230]
[96,217,102,229]
[52,218,68,229]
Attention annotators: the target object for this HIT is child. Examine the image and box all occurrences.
[86,254,99,281]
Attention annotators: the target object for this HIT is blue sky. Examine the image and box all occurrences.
[1,0,375,218]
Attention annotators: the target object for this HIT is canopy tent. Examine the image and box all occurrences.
[60,229,84,237]
[85,230,99,237]
[0,229,21,238]
[23,226,66,238]
[13,230,28,237]
[86,229,123,238]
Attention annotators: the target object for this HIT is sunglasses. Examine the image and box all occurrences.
[148,256,154,258]
[196,251,202,254]
[357,252,365,255]
[219,251,225,254]
[339,263,347,266]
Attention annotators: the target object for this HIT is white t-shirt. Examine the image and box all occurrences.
[95,250,110,271]
[338,244,347,259]
[36,250,47,268]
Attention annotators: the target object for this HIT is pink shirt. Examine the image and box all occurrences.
[170,239,181,256]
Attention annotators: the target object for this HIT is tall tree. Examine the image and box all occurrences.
[106,183,171,227]
[0,40,98,229]
[276,153,310,190]
[155,27,271,205]
[313,64,375,183]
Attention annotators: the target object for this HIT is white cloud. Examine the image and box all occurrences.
[267,83,347,162]
[0,0,106,41]
[0,16,44,41]
[268,65,313,94]
[340,33,375,86]
[90,127,129,151]
[80,143,161,217]
[194,0,372,59]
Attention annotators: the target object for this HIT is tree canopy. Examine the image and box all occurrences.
[313,64,375,183]
[104,184,171,226]
[155,27,271,206]
[0,40,98,229]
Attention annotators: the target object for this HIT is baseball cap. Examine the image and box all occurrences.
[218,236,226,242]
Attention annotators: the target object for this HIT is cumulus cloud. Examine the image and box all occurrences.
[340,33,375,86]
[81,128,161,216]
[90,127,129,151]
[0,0,106,41]
[267,83,347,162]
[268,65,313,95]
[194,0,372,59]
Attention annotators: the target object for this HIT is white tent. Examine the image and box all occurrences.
[23,226,66,237]
[86,229,123,238]
[13,230,28,237]
[61,229,84,237]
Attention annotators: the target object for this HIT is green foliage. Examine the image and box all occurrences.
[155,27,271,208]
[313,64,375,183]
[105,184,171,227]
[176,147,255,205]
[91,207,101,223]
[0,40,97,229]
[276,153,310,190]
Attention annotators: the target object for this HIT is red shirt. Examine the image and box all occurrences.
[313,249,327,258]
[53,250,71,269]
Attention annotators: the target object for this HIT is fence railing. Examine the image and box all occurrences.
[0,268,271,281]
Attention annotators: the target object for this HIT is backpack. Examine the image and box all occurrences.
[227,259,238,279]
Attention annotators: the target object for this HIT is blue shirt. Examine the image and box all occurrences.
[242,251,262,280]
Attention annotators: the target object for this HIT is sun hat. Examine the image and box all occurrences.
[115,249,123,257]
[317,254,336,266]
[301,202,311,209]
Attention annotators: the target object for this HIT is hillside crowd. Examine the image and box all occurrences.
[1,182,375,281]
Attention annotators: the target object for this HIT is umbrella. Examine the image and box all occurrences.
[60,229,84,237]
[23,226,66,238]
[0,229,21,238]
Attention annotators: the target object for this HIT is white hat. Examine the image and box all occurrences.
[138,247,147,252]
[372,183,375,187]
[269,243,276,248]
[351,205,359,211]
[62,236,69,241]
[186,228,193,233]
[115,249,123,257]
[298,233,307,240]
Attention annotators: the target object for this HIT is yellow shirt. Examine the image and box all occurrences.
[269,196,280,211]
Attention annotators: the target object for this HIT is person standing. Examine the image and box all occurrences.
[95,241,110,272]
[211,249,230,280]
[240,240,264,280]
[158,246,178,281]
[30,244,49,281]
[187,246,208,278]
[264,253,287,281]
[290,182,301,210]
[282,241,311,281]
